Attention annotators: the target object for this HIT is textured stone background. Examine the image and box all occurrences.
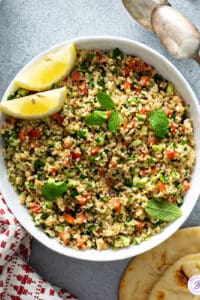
[0,1,199,299]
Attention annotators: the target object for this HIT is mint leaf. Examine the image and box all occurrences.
[149,109,169,138]
[97,92,116,110]
[108,111,120,133]
[42,181,68,200]
[85,110,107,126]
[145,199,182,221]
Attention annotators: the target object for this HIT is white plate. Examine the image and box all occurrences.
[1,36,200,261]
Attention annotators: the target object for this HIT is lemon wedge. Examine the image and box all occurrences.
[14,43,77,91]
[0,87,67,119]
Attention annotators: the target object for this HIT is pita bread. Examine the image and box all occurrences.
[148,253,200,300]
[119,227,200,300]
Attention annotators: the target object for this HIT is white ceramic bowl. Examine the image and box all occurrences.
[1,36,200,261]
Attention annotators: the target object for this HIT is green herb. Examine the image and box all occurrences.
[159,174,169,183]
[7,94,16,100]
[78,129,88,139]
[153,73,164,82]
[86,225,96,234]
[108,111,120,133]
[85,110,107,126]
[42,180,68,200]
[110,48,123,59]
[77,65,88,72]
[88,73,94,88]
[97,78,105,91]
[41,213,49,220]
[149,109,169,138]
[3,129,17,146]
[134,237,141,245]
[27,183,36,190]
[51,83,58,89]
[80,174,87,179]
[95,133,105,145]
[181,140,188,145]
[34,159,45,172]
[87,53,94,60]
[132,182,143,188]
[97,91,116,110]
[145,199,182,221]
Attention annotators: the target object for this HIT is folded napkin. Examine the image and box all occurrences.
[0,192,77,300]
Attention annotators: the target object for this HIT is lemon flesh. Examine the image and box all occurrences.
[0,87,67,119]
[14,43,76,91]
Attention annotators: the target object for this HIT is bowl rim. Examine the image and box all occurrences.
[1,35,200,261]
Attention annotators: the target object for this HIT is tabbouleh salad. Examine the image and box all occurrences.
[0,48,195,250]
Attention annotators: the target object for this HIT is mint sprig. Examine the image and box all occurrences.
[149,109,169,138]
[108,111,120,133]
[97,92,116,110]
[85,111,107,126]
[85,92,121,132]
[42,181,68,200]
[145,198,182,221]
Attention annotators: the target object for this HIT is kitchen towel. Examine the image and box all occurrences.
[0,192,77,300]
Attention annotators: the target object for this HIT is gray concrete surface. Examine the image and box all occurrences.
[0,1,200,299]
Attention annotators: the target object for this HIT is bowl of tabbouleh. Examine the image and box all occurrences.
[0,36,200,261]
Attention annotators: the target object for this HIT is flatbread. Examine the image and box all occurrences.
[119,227,200,300]
[148,253,200,300]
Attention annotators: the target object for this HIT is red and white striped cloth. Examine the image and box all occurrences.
[0,192,78,300]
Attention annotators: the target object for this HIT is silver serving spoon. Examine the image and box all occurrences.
[122,0,200,64]
[122,0,170,31]
[151,5,200,63]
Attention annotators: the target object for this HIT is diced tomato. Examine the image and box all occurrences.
[59,232,70,245]
[110,198,121,211]
[28,129,42,139]
[106,111,112,119]
[29,203,42,214]
[140,168,148,177]
[77,193,90,206]
[71,150,82,160]
[157,182,166,192]
[64,158,71,167]
[49,167,57,175]
[18,129,27,142]
[8,117,17,125]
[168,196,177,204]
[182,180,190,191]
[90,146,100,156]
[148,136,157,146]
[51,112,64,125]
[166,150,176,159]
[165,108,172,116]
[128,58,138,71]
[78,85,88,96]
[127,121,136,129]
[71,70,81,81]
[134,88,141,94]
[109,159,118,169]
[76,238,86,249]
[99,167,106,177]
[105,177,113,187]
[140,76,151,87]
[30,141,40,150]
[139,62,149,72]
[96,52,105,64]
[65,214,75,224]
[150,166,156,174]
[170,122,177,133]
[77,213,87,224]
[135,221,144,231]
[140,106,148,115]
[123,122,128,130]
[125,66,130,77]
[124,81,131,90]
